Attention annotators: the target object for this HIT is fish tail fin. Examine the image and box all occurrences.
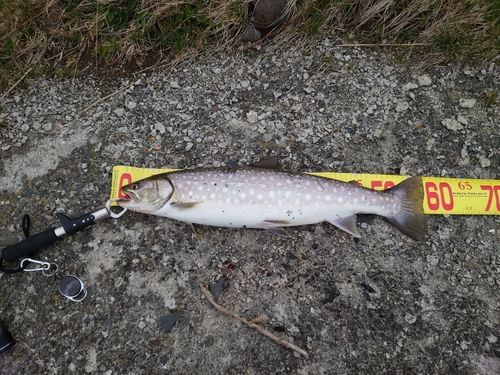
[385,176,426,241]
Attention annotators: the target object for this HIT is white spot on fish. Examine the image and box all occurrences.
[226,198,231,203]
[337,197,343,203]
[258,194,263,200]
[249,189,254,195]
[240,193,246,199]
[295,199,300,206]
[210,194,216,199]
[326,195,331,201]
[305,194,311,200]
[285,191,291,198]
[198,186,204,191]
[269,191,275,198]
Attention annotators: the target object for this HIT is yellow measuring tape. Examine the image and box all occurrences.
[110,166,500,215]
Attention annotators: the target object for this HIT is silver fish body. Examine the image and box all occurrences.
[118,164,425,240]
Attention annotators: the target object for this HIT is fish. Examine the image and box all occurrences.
[117,158,426,241]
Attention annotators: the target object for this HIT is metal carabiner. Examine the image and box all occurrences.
[20,258,58,276]
[105,199,128,219]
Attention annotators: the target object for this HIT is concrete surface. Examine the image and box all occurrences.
[0,37,499,374]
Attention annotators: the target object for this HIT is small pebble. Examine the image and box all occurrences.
[395,100,409,112]
[158,313,180,333]
[404,313,417,324]
[418,75,432,86]
[442,118,463,131]
[459,98,476,108]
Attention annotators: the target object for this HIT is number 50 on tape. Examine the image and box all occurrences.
[111,166,500,215]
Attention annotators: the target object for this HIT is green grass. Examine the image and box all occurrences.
[484,89,498,107]
[433,25,474,62]
[1,0,500,90]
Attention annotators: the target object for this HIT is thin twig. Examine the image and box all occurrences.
[199,282,309,358]
[0,67,33,102]
[78,84,132,115]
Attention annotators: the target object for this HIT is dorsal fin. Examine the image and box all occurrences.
[250,156,282,170]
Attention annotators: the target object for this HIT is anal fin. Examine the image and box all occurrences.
[328,215,361,238]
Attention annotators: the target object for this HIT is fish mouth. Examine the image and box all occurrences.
[120,189,140,203]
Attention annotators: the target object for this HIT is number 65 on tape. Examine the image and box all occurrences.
[421,177,500,215]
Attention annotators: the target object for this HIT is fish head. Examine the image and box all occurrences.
[118,177,173,213]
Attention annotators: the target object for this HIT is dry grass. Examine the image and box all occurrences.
[1,0,499,89]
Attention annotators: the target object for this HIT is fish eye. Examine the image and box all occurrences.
[129,183,139,190]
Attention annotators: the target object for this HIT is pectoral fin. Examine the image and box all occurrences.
[328,215,361,238]
[188,223,201,237]
[263,219,291,225]
[170,202,201,209]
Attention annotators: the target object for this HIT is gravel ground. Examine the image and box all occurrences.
[1,36,499,374]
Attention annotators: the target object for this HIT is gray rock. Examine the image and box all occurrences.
[0,229,19,246]
[395,100,409,112]
[459,98,477,108]
[158,313,180,333]
[442,118,464,131]
[241,25,261,42]
[418,74,432,86]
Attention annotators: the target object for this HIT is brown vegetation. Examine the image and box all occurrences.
[1,0,499,88]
